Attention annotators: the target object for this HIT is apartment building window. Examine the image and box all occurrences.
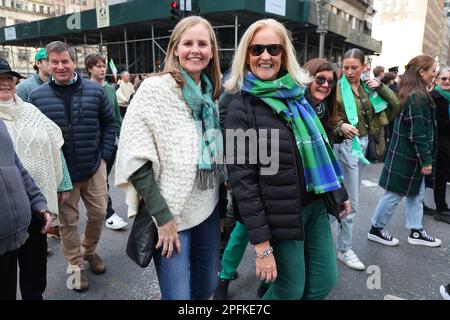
[15,0,23,9]
[385,0,392,10]
[407,0,414,12]
[0,17,6,28]
[0,49,10,60]
[18,49,29,62]
[71,0,75,3]
[24,2,28,10]
[82,0,86,5]
[40,5,44,13]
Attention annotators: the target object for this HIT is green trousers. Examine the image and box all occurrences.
[262,199,338,300]
[220,221,248,280]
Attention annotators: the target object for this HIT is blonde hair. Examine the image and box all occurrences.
[162,16,221,100]
[224,19,311,94]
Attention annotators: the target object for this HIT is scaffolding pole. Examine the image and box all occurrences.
[304,32,308,64]
[124,28,129,71]
[84,34,87,58]
[151,24,156,72]
[99,32,103,53]
[234,15,238,50]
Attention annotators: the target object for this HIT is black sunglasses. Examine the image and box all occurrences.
[315,75,336,88]
[440,77,450,82]
[248,44,284,57]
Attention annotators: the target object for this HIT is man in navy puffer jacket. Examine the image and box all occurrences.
[28,41,115,293]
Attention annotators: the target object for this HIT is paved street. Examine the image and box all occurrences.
[44,163,450,300]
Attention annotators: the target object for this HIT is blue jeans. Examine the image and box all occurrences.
[153,206,220,300]
[371,179,425,230]
[333,137,368,252]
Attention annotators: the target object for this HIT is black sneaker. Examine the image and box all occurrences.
[408,228,441,247]
[367,226,399,246]
[213,279,230,300]
[423,204,435,216]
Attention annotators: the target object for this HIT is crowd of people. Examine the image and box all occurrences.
[0,15,449,300]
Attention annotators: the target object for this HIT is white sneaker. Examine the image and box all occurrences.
[440,285,450,300]
[337,249,365,271]
[105,213,128,230]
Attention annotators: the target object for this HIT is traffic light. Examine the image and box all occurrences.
[170,1,180,20]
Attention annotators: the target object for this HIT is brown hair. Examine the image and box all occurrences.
[46,41,76,62]
[380,72,396,85]
[303,58,338,129]
[398,55,435,108]
[161,16,221,100]
[84,53,106,77]
[343,48,365,65]
[373,66,385,78]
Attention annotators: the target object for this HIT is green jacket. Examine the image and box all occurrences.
[379,92,437,196]
[103,83,122,140]
[336,81,400,137]
[16,74,45,101]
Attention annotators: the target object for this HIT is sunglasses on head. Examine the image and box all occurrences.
[440,77,450,82]
[315,75,336,88]
[248,44,284,57]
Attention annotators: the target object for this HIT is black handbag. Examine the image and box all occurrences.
[126,200,158,268]
[323,186,349,220]
[365,135,379,163]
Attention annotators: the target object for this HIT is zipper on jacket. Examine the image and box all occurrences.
[0,169,19,243]
[277,113,305,236]
[55,89,75,175]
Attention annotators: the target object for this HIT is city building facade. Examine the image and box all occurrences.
[371,0,445,73]
[1,0,382,77]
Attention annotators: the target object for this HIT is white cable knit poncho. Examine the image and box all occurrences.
[0,95,63,215]
[115,74,218,232]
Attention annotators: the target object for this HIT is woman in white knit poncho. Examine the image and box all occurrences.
[0,63,72,300]
[115,16,224,300]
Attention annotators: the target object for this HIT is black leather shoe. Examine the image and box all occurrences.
[423,204,435,216]
[213,279,230,300]
[257,285,269,298]
[434,212,450,224]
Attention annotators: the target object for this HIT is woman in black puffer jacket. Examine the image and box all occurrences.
[223,19,345,300]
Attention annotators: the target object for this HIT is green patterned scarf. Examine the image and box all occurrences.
[242,72,343,194]
[180,69,223,189]
[340,75,370,164]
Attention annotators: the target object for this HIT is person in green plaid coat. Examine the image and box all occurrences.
[368,55,441,248]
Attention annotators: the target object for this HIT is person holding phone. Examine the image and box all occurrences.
[333,48,399,271]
